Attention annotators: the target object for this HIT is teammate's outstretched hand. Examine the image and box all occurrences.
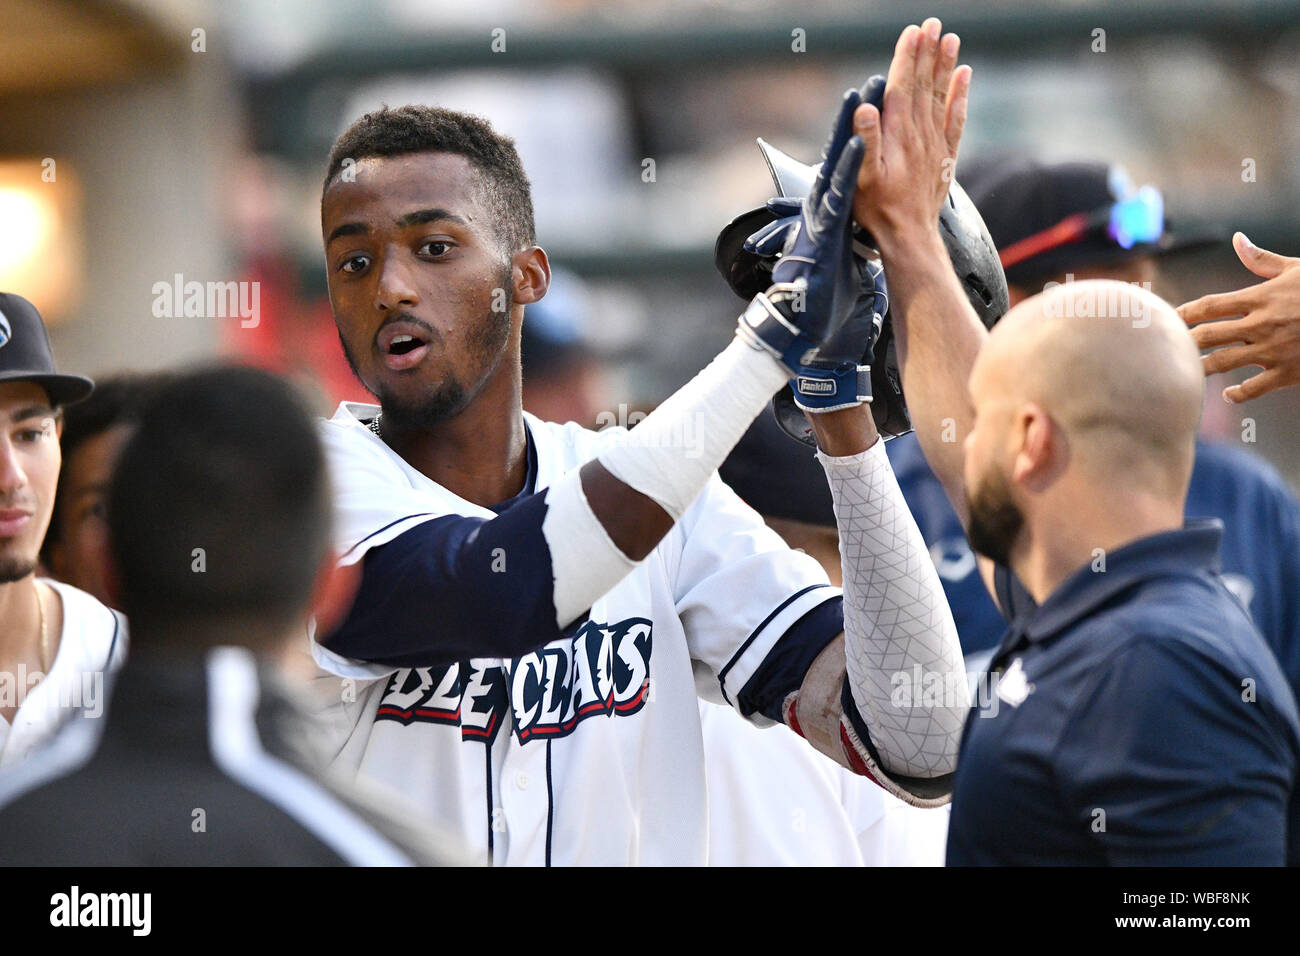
[851,18,971,253]
[1177,232,1300,403]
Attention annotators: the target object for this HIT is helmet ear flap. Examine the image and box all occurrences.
[713,207,781,300]
[868,322,912,440]
[942,179,1011,330]
[771,385,817,447]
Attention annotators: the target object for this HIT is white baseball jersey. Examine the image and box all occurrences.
[306,402,843,865]
[698,699,948,866]
[0,579,127,769]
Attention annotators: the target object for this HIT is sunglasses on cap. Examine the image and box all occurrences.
[998,184,1165,271]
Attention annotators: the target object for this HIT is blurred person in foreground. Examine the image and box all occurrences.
[854,19,1299,864]
[0,293,125,769]
[0,365,470,864]
[40,374,166,607]
[884,159,1300,694]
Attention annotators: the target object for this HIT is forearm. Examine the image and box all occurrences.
[819,438,969,782]
[878,226,989,526]
[546,334,788,624]
[806,403,879,457]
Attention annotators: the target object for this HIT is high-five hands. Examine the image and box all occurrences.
[850,18,972,253]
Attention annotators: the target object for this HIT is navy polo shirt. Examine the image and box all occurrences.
[946,522,1300,865]
[886,435,1300,703]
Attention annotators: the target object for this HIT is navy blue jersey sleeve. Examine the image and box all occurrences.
[320,490,565,667]
[1054,636,1296,865]
[736,595,843,722]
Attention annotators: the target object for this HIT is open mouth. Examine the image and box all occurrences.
[388,334,423,356]
[378,323,433,371]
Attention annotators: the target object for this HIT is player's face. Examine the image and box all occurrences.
[46,422,132,605]
[0,382,61,584]
[963,358,1025,568]
[322,151,515,427]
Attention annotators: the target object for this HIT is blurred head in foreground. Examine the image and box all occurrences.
[107,365,356,657]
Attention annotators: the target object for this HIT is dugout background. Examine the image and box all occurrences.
[1,0,1297,483]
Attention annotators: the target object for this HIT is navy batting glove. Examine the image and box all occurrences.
[736,88,866,373]
[744,202,889,408]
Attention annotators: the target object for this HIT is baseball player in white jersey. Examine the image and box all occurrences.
[305,44,972,865]
[0,293,127,769]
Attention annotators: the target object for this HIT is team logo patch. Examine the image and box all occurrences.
[374,616,653,744]
[995,657,1035,708]
[0,307,10,349]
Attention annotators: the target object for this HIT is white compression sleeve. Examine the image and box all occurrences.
[597,335,790,519]
[542,334,789,626]
[819,439,969,779]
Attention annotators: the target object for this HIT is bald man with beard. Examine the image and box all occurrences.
[849,19,1300,864]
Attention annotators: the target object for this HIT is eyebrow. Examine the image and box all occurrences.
[326,222,369,245]
[396,208,468,229]
[9,405,56,424]
[326,208,469,246]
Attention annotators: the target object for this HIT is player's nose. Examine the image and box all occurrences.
[373,254,421,313]
[0,436,29,497]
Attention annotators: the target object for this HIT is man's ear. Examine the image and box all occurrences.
[512,246,551,306]
[309,554,362,641]
[1012,402,1066,491]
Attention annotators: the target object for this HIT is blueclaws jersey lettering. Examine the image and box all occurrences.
[306,404,839,866]
[372,617,652,743]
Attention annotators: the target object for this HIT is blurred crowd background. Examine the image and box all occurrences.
[2,0,1298,483]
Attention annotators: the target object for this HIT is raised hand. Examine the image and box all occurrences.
[1177,232,1300,403]
[851,19,971,253]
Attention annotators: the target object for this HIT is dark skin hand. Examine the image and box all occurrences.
[321,149,675,561]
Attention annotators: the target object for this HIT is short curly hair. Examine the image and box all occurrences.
[323,105,535,255]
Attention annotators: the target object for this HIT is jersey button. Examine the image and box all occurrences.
[514,772,530,791]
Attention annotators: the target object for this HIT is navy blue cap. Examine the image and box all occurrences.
[0,293,93,406]
[962,159,1218,287]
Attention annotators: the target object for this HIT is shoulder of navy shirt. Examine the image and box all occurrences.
[1187,438,1300,695]
[948,520,1300,865]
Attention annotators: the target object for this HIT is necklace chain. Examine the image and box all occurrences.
[368,413,383,439]
[34,578,49,673]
